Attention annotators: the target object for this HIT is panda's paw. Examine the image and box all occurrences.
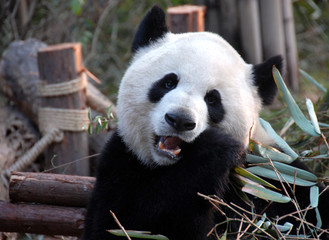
[195,128,243,149]
[185,128,246,167]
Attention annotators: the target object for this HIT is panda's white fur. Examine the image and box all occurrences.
[117,31,272,166]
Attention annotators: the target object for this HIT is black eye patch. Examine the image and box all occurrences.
[204,89,225,124]
[148,73,179,103]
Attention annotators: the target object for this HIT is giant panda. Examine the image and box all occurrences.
[83,5,328,240]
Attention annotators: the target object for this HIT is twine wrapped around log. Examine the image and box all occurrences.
[38,107,89,134]
[37,72,88,97]
[37,72,89,135]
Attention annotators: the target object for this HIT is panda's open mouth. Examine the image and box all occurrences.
[156,136,182,160]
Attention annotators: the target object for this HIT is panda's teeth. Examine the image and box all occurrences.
[158,141,165,150]
[173,148,181,156]
[157,136,182,157]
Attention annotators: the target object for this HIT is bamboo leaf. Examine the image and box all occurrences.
[273,67,320,136]
[95,123,100,134]
[266,162,317,182]
[88,107,92,121]
[107,105,113,119]
[259,118,298,159]
[247,154,268,163]
[275,222,293,232]
[283,234,311,238]
[299,69,327,93]
[88,124,92,135]
[247,166,316,186]
[109,230,169,240]
[242,184,291,203]
[250,140,295,164]
[230,176,253,205]
[234,167,278,190]
[247,155,317,181]
[101,121,108,131]
[315,207,322,228]
[220,229,227,240]
[93,115,102,123]
[310,185,319,208]
[263,221,271,229]
[305,98,321,135]
[255,214,267,228]
[318,122,329,128]
[280,117,295,136]
[97,117,102,126]
[300,153,329,162]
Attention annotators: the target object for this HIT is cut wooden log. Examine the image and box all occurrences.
[167,5,206,33]
[0,200,85,236]
[37,43,90,175]
[9,171,95,207]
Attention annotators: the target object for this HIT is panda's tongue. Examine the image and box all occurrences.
[158,136,182,157]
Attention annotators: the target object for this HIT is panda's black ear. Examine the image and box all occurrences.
[131,5,168,53]
[253,55,284,105]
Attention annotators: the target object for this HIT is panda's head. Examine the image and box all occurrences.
[117,6,283,167]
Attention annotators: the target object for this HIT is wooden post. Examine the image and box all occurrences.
[167,5,206,33]
[259,0,286,66]
[218,0,241,53]
[0,201,85,236]
[282,0,299,91]
[37,43,89,175]
[238,0,263,64]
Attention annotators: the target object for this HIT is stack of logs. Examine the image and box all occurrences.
[0,172,95,236]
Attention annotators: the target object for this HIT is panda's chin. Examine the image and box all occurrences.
[155,136,183,162]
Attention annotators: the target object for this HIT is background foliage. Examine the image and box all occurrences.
[1,0,328,98]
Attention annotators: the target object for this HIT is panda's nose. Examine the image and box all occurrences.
[165,113,196,131]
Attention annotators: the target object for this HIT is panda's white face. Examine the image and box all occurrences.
[117,32,264,166]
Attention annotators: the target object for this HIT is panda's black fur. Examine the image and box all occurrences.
[83,5,328,240]
[83,129,244,240]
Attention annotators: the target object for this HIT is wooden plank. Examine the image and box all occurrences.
[9,171,95,207]
[37,43,89,175]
